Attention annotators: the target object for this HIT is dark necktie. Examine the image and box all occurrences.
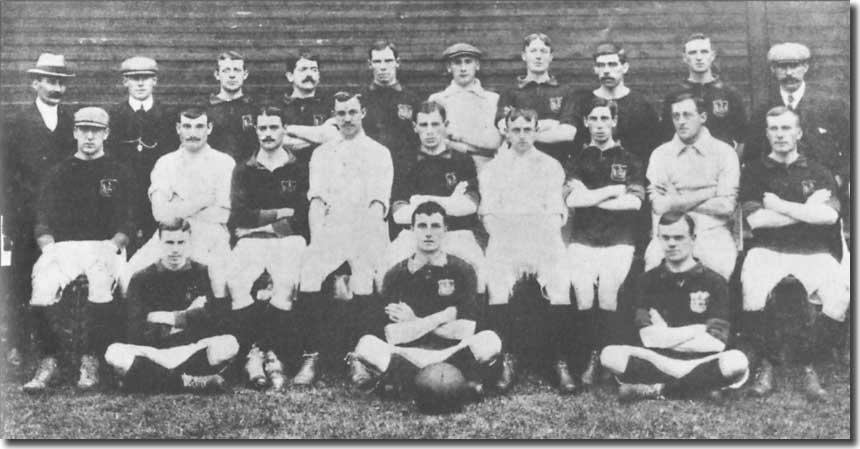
[787,94,795,110]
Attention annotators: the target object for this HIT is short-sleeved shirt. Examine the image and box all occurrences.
[647,128,739,232]
[567,144,645,246]
[207,94,258,163]
[359,82,420,177]
[633,262,731,347]
[281,92,331,165]
[571,90,661,162]
[228,151,310,241]
[661,77,747,147]
[495,75,577,165]
[392,148,479,233]
[740,153,841,256]
[381,253,479,348]
[35,155,137,242]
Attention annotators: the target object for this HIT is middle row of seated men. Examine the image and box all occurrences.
[24,88,848,403]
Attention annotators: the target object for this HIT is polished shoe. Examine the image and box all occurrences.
[748,359,774,397]
[618,383,665,402]
[580,350,601,387]
[345,352,380,392]
[182,373,227,393]
[77,354,100,390]
[292,352,320,386]
[245,345,267,390]
[464,380,485,401]
[802,365,828,402]
[23,357,58,394]
[264,350,286,391]
[553,359,579,395]
[494,353,516,392]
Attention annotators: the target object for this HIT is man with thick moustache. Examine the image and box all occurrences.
[661,34,747,151]
[107,56,179,246]
[280,51,332,166]
[2,53,76,366]
[495,33,577,166]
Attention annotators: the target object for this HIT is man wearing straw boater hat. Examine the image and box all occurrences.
[2,53,76,369]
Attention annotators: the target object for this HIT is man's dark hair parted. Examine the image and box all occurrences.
[411,201,448,227]
[593,42,627,64]
[506,107,539,125]
[586,97,619,119]
[368,39,399,59]
[670,92,707,115]
[285,51,320,73]
[413,100,447,122]
[157,217,192,236]
[658,211,696,237]
[178,106,210,122]
[255,104,284,124]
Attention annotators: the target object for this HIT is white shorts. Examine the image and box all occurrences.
[485,218,569,305]
[567,243,634,311]
[382,229,486,293]
[742,247,849,322]
[121,220,231,295]
[299,216,389,295]
[31,240,126,306]
[226,236,306,311]
[645,226,736,280]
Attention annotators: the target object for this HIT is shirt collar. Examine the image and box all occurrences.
[683,75,723,89]
[670,127,714,157]
[417,145,454,161]
[517,74,558,88]
[35,97,58,113]
[657,260,705,279]
[179,144,214,160]
[128,96,154,112]
[445,79,486,96]
[762,151,808,169]
[407,251,448,273]
[245,149,295,169]
[369,81,403,92]
[209,92,248,105]
[583,143,624,154]
[283,91,319,104]
[780,82,806,108]
[155,258,192,272]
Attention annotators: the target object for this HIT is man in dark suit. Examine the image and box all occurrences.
[107,56,179,248]
[2,53,76,366]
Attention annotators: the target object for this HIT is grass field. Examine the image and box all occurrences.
[0,359,851,439]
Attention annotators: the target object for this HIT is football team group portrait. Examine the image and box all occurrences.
[0,0,851,440]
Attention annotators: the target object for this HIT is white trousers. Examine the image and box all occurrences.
[31,240,126,306]
[226,236,306,311]
[568,243,634,311]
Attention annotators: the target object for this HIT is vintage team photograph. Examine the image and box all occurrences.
[0,0,851,439]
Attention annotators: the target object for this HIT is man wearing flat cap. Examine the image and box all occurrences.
[428,43,502,172]
[2,53,77,368]
[23,106,137,393]
[107,56,179,249]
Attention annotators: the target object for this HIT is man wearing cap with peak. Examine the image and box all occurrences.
[207,51,257,163]
[495,33,578,165]
[23,106,137,393]
[2,53,77,367]
[660,34,747,151]
[428,43,502,172]
[108,56,179,248]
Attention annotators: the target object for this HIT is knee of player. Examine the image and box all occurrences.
[718,349,749,379]
[600,345,630,375]
[466,330,502,363]
[205,335,240,366]
[104,343,136,375]
[355,334,389,357]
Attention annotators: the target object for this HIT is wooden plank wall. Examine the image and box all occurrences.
[0,0,848,117]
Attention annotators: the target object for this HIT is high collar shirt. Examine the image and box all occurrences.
[780,82,806,109]
[35,97,58,131]
[646,127,739,231]
[128,96,154,112]
[428,80,500,150]
[307,131,393,220]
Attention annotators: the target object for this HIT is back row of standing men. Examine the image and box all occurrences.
[2,32,849,402]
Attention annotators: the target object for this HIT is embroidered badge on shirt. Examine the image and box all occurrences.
[397,104,413,120]
[99,178,119,198]
[445,172,459,189]
[438,279,455,296]
[689,291,710,314]
[242,114,254,130]
[548,96,563,113]
[711,99,729,118]
[610,164,628,182]
[801,179,816,196]
[280,179,297,194]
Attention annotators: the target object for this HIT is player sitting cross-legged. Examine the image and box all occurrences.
[600,212,749,402]
[104,219,238,394]
[345,201,501,401]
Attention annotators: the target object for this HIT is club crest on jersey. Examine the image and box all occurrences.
[99,178,119,198]
[610,164,628,182]
[438,279,455,296]
[445,172,459,189]
[711,99,729,118]
[689,291,710,314]
[242,114,254,130]
[313,114,327,126]
[280,179,297,194]
[801,179,816,196]
[397,104,413,120]
[548,96,563,113]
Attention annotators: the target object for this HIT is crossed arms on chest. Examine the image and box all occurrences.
[383,302,476,345]
[639,308,725,353]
